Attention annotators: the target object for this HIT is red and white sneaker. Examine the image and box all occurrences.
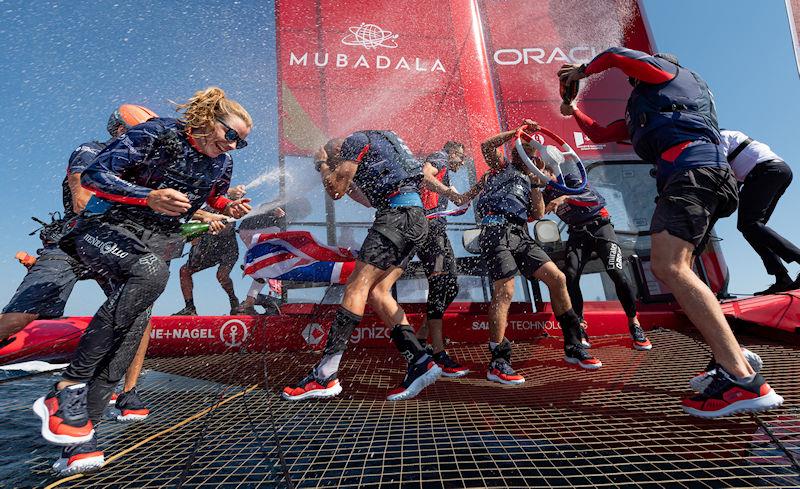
[282,372,342,401]
[630,324,652,351]
[108,392,118,406]
[115,388,150,422]
[486,359,525,385]
[52,435,104,476]
[33,383,94,446]
[564,346,602,370]
[387,359,442,401]
[689,348,763,392]
[682,368,783,418]
[432,351,470,378]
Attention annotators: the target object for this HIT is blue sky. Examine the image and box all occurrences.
[0,0,798,315]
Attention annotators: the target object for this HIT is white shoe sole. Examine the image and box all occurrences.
[564,356,603,370]
[486,372,525,385]
[52,455,105,476]
[281,382,342,401]
[682,390,784,419]
[441,369,470,378]
[689,348,764,392]
[633,342,653,351]
[33,397,94,446]
[116,413,148,422]
[387,364,442,401]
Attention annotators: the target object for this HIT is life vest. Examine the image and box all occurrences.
[351,131,423,208]
[420,150,451,216]
[476,163,531,223]
[625,60,720,165]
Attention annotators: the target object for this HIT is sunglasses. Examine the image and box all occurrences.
[217,119,248,149]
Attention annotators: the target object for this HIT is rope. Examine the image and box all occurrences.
[45,385,257,489]
[750,413,800,474]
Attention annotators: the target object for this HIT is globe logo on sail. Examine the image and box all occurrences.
[341,23,399,50]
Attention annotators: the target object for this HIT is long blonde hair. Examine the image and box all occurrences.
[174,86,252,136]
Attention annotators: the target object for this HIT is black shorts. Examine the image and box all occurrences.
[651,166,738,252]
[416,219,457,276]
[360,206,429,271]
[186,230,239,272]
[479,221,551,282]
[2,246,113,318]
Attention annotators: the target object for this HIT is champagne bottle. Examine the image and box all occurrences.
[180,221,210,241]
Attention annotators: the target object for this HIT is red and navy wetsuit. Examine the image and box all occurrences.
[573,47,724,191]
[60,116,236,424]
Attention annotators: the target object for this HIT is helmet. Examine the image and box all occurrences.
[107,104,158,137]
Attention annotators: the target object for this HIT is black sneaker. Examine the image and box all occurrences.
[486,358,525,385]
[754,277,794,296]
[629,323,652,351]
[432,350,470,378]
[682,367,783,418]
[33,383,94,446]
[115,388,150,422]
[172,305,198,316]
[386,358,442,401]
[235,302,258,315]
[564,345,602,370]
[52,435,104,476]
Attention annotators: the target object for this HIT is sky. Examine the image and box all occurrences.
[0,0,798,316]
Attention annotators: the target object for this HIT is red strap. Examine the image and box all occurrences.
[186,129,204,154]
[207,194,232,211]
[660,141,692,163]
[87,187,148,206]
[355,144,370,162]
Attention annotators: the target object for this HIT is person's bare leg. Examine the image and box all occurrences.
[426,319,445,353]
[341,261,392,316]
[178,265,194,303]
[416,319,430,344]
[532,262,571,315]
[216,266,238,312]
[367,267,409,327]
[489,278,514,344]
[651,231,752,378]
[122,321,152,393]
[0,312,38,340]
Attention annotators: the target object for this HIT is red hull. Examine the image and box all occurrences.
[0,300,684,365]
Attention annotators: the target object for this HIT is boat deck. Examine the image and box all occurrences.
[5,328,799,488]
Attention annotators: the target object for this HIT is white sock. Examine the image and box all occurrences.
[315,353,343,380]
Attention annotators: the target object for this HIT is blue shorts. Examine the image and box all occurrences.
[2,246,111,318]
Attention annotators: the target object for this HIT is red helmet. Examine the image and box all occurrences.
[107,104,158,136]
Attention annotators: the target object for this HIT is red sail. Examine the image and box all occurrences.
[276,0,652,175]
[275,0,501,176]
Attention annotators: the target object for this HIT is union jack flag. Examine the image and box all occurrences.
[243,231,356,284]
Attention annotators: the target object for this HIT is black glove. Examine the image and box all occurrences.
[560,78,580,104]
